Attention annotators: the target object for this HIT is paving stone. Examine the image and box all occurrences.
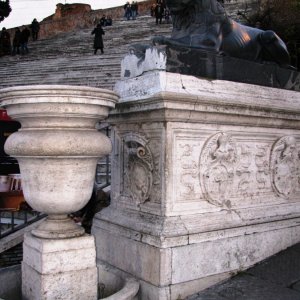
[187,274,300,300]
[246,246,300,287]
[291,280,300,292]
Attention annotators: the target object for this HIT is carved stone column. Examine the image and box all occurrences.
[92,67,300,300]
[0,85,118,300]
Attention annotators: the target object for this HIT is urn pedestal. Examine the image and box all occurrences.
[93,71,300,300]
[0,85,118,300]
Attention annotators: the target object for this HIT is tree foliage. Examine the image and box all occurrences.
[238,0,300,69]
[0,0,11,23]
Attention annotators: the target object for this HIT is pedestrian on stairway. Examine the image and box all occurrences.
[12,27,21,55]
[30,18,40,41]
[124,2,131,20]
[0,27,11,55]
[20,26,30,54]
[91,23,105,55]
[155,1,164,25]
[131,1,138,20]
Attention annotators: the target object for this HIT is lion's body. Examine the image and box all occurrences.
[164,0,291,67]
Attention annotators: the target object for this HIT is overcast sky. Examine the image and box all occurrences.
[2,0,143,29]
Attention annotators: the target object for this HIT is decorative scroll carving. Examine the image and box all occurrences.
[270,136,299,198]
[236,145,252,194]
[255,145,270,190]
[180,144,198,197]
[148,139,161,203]
[200,133,237,207]
[123,133,154,204]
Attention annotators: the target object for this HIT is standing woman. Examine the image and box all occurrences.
[91,23,105,55]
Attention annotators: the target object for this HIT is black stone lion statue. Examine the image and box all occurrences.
[154,0,292,68]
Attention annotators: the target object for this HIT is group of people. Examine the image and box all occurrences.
[124,1,139,20]
[0,26,30,56]
[151,0,170,25]
[98,15,113,27]
[0,18,40,57]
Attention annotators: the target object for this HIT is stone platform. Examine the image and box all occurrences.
[93,70,300,300]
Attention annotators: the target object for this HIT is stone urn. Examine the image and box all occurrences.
[0,85,118,239]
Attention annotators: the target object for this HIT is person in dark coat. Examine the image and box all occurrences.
[100,15,107,27]
[20,27,30,54]
[131,1,138,20]
[106,16,113,26]
[30,18,40,41]
[155,2,164,25]
[124,2,131,20]
[0,27,11,55]
[12,27,21,55]
[91,24,105,54]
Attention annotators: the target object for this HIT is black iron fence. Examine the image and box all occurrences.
[0,209,45,239]
[95,124,111,189]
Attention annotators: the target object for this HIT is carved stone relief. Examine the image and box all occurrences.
[255,145,270,190]
[179,144,199,198]
[148,138,161,203]
[122,133,154,204]
[270,136,300,198]
[200,132,237,207]
[236,145,252,194]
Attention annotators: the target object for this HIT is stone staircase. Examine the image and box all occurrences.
[0,15,172,91]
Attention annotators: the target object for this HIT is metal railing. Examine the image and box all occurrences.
[0,208,45,239]
[95,124,112,189]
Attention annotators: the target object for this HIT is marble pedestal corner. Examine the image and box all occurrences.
[93,71,300,300]
[22,233,98,300]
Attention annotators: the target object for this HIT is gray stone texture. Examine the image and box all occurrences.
[187,243,300,300]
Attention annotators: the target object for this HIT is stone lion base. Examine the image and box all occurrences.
[94,71,300,300]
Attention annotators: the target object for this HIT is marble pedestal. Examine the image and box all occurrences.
[22,233,97,300]
[93,71,300,300]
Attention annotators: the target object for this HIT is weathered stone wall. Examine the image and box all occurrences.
[7,0,154,39]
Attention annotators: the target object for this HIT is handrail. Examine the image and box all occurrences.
[0,209,46,239]
[96,124,111,189]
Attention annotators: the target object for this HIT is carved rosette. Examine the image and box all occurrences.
[200,133,237,207]
[123,133,154,204]
[270,136,300,198]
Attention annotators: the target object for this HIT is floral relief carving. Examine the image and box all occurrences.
[200,132,237,207]
[179,144,198,197]
[123,133,154,204]
[255,145,270,190]
[270,136,300,198]
[236,145,252,193]
[148,139,161,203]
